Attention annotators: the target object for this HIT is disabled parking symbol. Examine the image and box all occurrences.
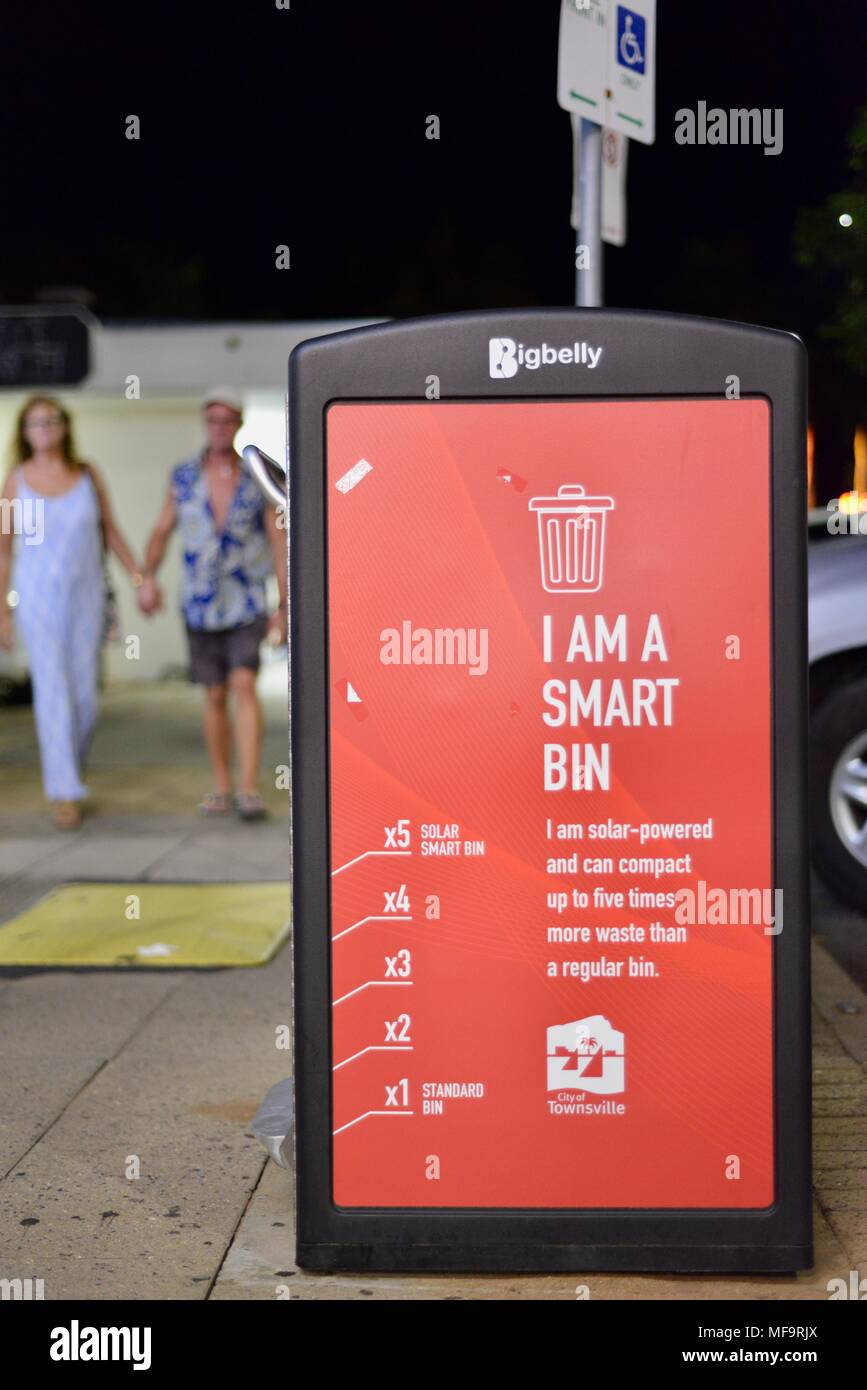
[616,6,646,74]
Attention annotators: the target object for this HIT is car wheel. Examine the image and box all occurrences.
[811,676,867,912]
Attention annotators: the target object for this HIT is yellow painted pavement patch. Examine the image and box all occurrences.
[0,882,291,967]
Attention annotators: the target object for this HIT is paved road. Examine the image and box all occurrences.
[812,874,867,992]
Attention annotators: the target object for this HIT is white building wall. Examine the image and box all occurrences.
[0,318,378,681]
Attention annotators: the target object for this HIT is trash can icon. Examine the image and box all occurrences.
[528,484,614,594]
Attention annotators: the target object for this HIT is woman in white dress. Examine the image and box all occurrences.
[0,396,159,828]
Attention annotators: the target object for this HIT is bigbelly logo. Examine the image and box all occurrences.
[489,336,603,378]
[547,1014,625,1093]
[489,337,519,378]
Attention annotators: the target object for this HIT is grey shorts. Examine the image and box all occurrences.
[185,614,268,686]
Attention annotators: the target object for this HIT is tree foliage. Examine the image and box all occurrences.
[795,106,867,376]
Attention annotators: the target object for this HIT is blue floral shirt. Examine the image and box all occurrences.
[171,454,271,631]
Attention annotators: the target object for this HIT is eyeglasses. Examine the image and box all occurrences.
[25,414,64,427]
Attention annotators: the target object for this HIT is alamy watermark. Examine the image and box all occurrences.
[1,1276,44,1300]
[379,622,489,677]
[675,880,783,935]
[0,495,44,545]
[826,496,867,534]
[50,1321,151,1370]
[675,102,783,157]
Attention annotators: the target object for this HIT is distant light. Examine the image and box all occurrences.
[6,589,19,608]
[838,492,867,514]
[839,213,853,227]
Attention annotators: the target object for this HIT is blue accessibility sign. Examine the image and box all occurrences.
[616,5,646,74]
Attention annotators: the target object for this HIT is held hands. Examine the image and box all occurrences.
[136,575,163,616]
[267,605,287,646]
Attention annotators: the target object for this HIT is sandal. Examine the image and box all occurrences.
[51,799,82,831]
[235,791,267,822]
[197,791,232,817]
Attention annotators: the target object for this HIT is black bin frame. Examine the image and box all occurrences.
[288,309,811,1274]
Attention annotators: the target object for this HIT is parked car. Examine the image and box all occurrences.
[809,534,867,910]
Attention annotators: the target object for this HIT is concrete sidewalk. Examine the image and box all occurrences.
[0,683,864,1299]
[0,680,293,1298]
[0,937,863,1301]
[0,680,291,925]
[203,942,867,1300]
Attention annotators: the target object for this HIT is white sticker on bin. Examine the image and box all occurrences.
[336,458,373,494]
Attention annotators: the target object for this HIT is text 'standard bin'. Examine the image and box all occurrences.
[285,309,811,1273]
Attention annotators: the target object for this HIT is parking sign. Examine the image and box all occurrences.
[616,5,646,75]
[610,0,654,141]
[558,0,656,145]
[571,123,629,245]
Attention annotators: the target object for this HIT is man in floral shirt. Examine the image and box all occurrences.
[141,388,286,821]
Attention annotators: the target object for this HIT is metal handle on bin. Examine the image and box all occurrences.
[242,444,287,510]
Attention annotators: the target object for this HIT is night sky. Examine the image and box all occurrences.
[1,0,864,491]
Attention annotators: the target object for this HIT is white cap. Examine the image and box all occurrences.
[201,385,244,414]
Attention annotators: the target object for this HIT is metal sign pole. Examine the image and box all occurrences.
[576,116,603,307]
